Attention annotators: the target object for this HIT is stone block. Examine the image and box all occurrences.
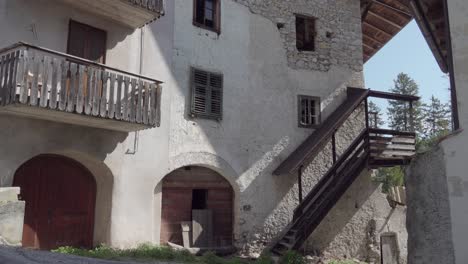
[0,200,25,246]
[0,187,20,203]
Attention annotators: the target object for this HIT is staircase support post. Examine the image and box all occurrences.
[298,165,303,202]
[332,132,337,164]
[409,101,414,131]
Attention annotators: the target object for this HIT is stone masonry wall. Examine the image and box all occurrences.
[406,146,455,264]
[232,0,363,72]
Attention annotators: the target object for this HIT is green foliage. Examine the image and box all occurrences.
[373,166,404,193]
[327,260,362,264]
[387,73,423,133]
[255,252,275,264]
[54,244,196,262]
[279,251,306,264]
[53,244,274,264]
[418,95,451,151]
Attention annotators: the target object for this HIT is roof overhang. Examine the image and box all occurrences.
[361,0,414,63]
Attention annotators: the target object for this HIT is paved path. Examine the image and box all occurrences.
[0,246,159,264]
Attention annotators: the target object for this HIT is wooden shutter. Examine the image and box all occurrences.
[191,68,223,120]
[296,15,316,51]
[296,16,305,50]
[67,20,107,64]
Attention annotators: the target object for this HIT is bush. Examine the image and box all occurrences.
[279,251,306,264]
[327,260,362,264]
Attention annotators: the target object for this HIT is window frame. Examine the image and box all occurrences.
[190,67,224,121]
[193,0,221,34]
[297,95,321,128]
[295,14,317,52]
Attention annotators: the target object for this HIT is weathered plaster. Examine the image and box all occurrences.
[307,171,408,263]
[406,145,455,264]
[0,187,24,246]
[232,0,363,72]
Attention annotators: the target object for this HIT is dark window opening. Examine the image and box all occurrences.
[67,20,107,64]
[193,0,220,33]
[298,95,320,128]
[296,15,316,51]
[192,189,208,210]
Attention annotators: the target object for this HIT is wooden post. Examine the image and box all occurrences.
[364,98,371,156]
[332,132,337,164]
[298,165,303,202]
[409,101,414,132]
[365,98,369,129]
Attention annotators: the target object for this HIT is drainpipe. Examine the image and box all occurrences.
[126,27,145,155]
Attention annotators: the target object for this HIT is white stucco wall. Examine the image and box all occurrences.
[0,0,175,248]
[0,0,401,259]
[442,1,468,263]
[166,0,368,255]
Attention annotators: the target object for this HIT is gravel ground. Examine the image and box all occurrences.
[0,246,167,264]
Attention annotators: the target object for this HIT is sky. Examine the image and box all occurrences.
[364,20,450,106]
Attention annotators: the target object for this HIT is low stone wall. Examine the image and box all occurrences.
[0,187,25,246]
[306,171,408,264]
[406,146,455,264]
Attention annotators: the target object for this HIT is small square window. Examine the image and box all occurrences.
[296,15,316,51]
[298,95,320,128]
[193,0,221,33]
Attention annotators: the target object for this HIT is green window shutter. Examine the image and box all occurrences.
[191,68,223,120]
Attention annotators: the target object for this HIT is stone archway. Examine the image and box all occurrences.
[13,154,96,249]
[159,166,234,248]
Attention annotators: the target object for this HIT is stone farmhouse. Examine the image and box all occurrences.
[0,0,463,263]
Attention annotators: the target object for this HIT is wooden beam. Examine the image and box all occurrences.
[372,0,412,17]
[363,42,376,51]
[443,0,459,130]
[363,21,393,38]
[363,34,385,46]
[409,0,448,72]
[368,89,420,101]
[368,10,403,29]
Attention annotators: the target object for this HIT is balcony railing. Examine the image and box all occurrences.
[58,0,164,28]
[0,42,162,132]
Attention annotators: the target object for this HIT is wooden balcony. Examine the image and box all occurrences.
[58,0,164,28]
[0,43,162,132]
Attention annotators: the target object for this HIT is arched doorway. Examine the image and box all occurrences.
[160,166,233,247]
[13,154,96,249]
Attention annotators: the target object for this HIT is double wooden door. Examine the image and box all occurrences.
[13,155,96,250]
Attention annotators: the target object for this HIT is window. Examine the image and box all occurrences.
[296,15,316,51]
[193,0,221,33]
[67,20,107,63]
[298,95,320,128]
[192,189,208,210]
[191,68,223,120]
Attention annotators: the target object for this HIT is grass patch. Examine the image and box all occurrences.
[327,260,364,264]
[53,244,280,264]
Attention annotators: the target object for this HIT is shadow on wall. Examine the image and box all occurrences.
[306,171,380,259]
[1,0,133,57]
[0,114,127,245]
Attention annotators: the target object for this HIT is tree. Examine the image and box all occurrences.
[374,166,404,193]
[421,95,451,138]
[387,73,422,133]
[368,101,384,128]
[418,95,451,151]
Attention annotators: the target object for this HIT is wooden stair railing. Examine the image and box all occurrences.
[271,130,369,254]
[269,87,419,255]
[273,87,370,176]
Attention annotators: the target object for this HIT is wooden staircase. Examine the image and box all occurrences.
[270,87,419,255]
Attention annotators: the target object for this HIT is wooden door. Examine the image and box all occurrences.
[13,155,96,250]
[67,20,107,63]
